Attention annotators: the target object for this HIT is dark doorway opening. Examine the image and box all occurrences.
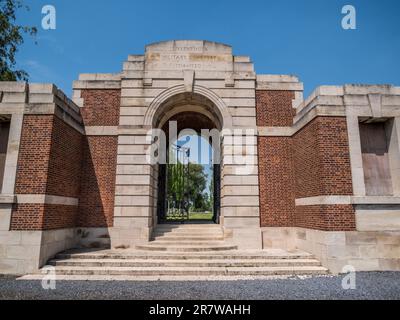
[156,112,221,224]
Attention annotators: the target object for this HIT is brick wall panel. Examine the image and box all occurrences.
[81,89,120,126]
[293,117,355,230]
[258,136,295,227]
[256,90,295,127]
[11,204,78,230]
[14,115,53,194]
[46,117,83,198]
[12,115,83,230]
[78,136,117,227]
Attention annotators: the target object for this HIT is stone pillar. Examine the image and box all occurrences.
[111,132,155,248]
[221,130,262,249]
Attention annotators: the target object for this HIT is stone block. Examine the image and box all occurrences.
[114,195,152,206]
[0,231,21,245]
[116,174,151,185]
[345,232,378,245]
[356,209,400,231]
[0,209,11,231]
[114,206,152,217]
[347,258,380,271]
[223,216,260,228]
[221,196,259,207]
[223,206,259,217]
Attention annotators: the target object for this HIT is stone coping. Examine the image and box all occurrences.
[296,84,400,117]
[0,194,79,205]
[73,73,122,89]
[256,74,303,91]
[0,82,83,130]
[295,195,400,206]
[0,194,17,204]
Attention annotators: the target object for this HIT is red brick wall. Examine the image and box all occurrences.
[256,90,296,127]
[47,117,83,197]
[295,205,356,231]
[81,90,120,126]
[11,204,78,231]
[12,115,83,231]
[14,115,53,194]
[292,117,355,230]
[293,117,353,198]
[77,89,120,228]
[256,86,356,231]
[78,136,117,228]
[258,136,295,227]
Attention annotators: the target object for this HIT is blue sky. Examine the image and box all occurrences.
[16,0,400,98]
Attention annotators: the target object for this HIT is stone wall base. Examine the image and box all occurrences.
[0,228,78,275]
[0,227,113,275]
[262,227,400,273]
[224,227,263,249]
[109,226,152,249]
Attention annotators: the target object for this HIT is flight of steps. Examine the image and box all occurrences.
[136,223,238,252]
[23,224,328,279]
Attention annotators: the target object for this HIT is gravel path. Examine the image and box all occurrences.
[0,272,399,300]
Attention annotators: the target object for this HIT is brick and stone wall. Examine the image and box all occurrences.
[257,88,356,231]
[11,115,83,231]
[78,136,117,227]
[293,117,355,231]
[293,117,353,197]
[256,90,295,127]
[11,204,78,230]
[78,89,120,228]
[258,136,295,227]
[47,117,83,198]
[14,115,53,195]
[80,90,120,126]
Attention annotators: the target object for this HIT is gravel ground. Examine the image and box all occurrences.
[0,272,399,300]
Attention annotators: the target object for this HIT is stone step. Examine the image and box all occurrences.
[20,274,328,281]
[47,266,329,276]
[155,228,222,233]
[156,224,220,228]
[154,230,223,235]
[154,229,223,234]
[55,252,315,261]
[148,240,227,245]
[49,258,322,268]
[135,244,238,252]
[152,235,224,241]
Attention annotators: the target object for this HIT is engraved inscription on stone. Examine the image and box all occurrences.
[145,52,232,71]
[145,44,233,71]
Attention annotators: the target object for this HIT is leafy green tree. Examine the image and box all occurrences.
[167,162,210,212]
[0,0,37,81]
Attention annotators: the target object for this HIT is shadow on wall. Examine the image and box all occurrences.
[76,136,117,249]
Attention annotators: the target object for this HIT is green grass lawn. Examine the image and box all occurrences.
[165,211,213,221]
[189,212,213,220]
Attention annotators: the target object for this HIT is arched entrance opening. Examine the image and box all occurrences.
[151,92,223,225]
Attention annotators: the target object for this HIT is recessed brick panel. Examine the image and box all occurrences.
[295,205,356,231]
[81,89,121,126]
[46,117,83,198]
[258,114,355,231]
[256,90,296,127]
[11,204,78,231]
[293,117,353,198]
[78,136,117,227]
[14,115,53,194]
[12,115,83,231]
[258,136,295,227]
[293,116,355,230]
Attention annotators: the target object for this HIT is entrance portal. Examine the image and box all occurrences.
[156,111,221,224]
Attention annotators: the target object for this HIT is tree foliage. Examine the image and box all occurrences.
[167,163,211,212]
[0,0,37,81]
